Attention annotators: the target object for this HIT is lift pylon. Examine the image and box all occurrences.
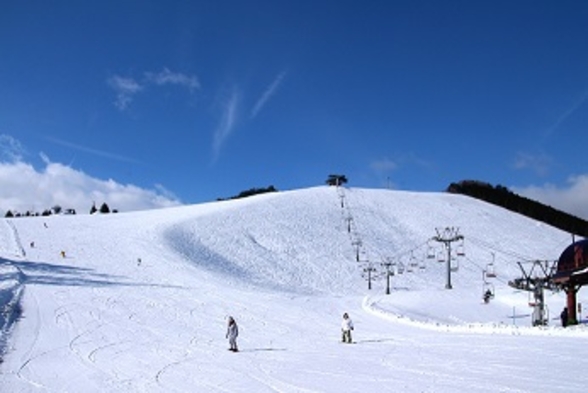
[508,260,558,326]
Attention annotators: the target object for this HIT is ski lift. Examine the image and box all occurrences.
[485,253,497,278]
[485,263,497,278]
[397,261,405,275]
[450,254,459,272]
[409,252,418,268]
[455,239,465,257]
[437,250,446,263]
[419,258,426,270]
[406,262,414,273]
[426,243,436,259]
[528,290,536,307]
[482,270,494,303]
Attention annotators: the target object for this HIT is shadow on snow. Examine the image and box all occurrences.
[0,256,183,364]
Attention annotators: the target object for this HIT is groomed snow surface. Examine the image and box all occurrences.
[0,186,587,392]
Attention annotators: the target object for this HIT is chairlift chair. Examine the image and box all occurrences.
[485,263,497,278]
[426,244,436,259]
[485,253,497,278]
[450,256,459,272]
[437,251,446,263]
[528,290,537,307]
[456,240,465,257]
[409,252,418,268]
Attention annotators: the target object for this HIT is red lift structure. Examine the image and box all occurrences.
[553,239,588,326]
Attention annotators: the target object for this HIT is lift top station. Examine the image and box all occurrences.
[553,238,588,326]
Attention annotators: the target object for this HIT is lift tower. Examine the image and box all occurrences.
[508,260,558,326]
[432,227,463,289]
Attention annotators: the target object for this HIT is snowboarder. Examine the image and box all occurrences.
[341,312,354,343]
[483,289,492,304]
[560,307,568,328]
[226,316,239,352]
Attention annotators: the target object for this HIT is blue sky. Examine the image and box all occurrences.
[1,1,588,218]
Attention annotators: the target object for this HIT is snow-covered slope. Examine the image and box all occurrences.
[0,186,586,392]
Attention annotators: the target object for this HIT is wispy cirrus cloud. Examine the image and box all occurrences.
[370,158,399,188]
[512,151,552,176]
[251,71,286,119]
[371,158,398,173]
[107,68,200,111]
[144,68,200,92]
[45,136,143,164]
[0,134,26,162]
[212,88,240,162]
[107,75,143,110]
[545,89,588,137]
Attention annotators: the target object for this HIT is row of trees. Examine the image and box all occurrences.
[5,174,350,217]
[90,202,117,214]
[217,186,278,201]
[217,175,349,201]
[4,202,116,218]
[447,180,588,237]
[5,205,76,218]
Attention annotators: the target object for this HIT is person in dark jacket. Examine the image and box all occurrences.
[483,289,492,304]
[560,307,568,328]
[226,316,239,351]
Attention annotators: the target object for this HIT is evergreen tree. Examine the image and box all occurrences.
[326,174,348,186]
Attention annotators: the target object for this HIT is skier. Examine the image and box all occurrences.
[226,316,239,352]
[341,312,354,343]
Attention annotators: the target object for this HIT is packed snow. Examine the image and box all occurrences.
[0,186,587,392]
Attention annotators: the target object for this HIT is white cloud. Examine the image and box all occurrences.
[513,175,588,221]
[145,68,200,92]
[107,75,143,111]
[251,71,286,119]
[212,88,240,162]
[0,157,181,216]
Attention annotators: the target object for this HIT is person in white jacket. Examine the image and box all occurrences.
[341,312,354,343]
[226,316,239,352]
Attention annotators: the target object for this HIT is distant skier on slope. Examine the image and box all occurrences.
[341,312,354,343]
[226,316,239,352]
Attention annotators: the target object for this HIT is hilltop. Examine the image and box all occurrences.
[0,186,586,392]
